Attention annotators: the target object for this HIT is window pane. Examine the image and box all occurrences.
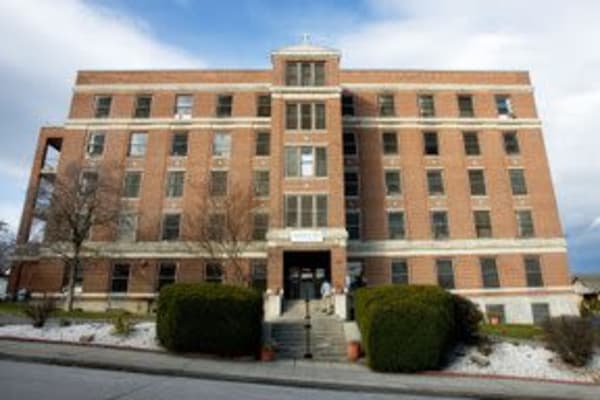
[458,95,474,117]
[418,95,435,117]
[314,62,325,86]
[284,147,299,177]
[343,132,357,155]
[382,132,398,154]
[300,195,313,227]
[509,169,527,195]
[344,171,359,197]
[205,263,223,283]
[485,305,505,323]
[161,214,180,240]
[286,103,298,130]
[94,96,112,118]
[315,103,326,129]
[525,257,544,287]
[532,303,550,325]
[216,94,233,117]
[385,170,401,195]
[300,62,311,86]
[300,146,314,177]
[111,264,130,293]
[87,132,105,156]
[378,95,395,116]
[251,261,267,292]
[165,171,185,197]
[157,262,176,291]
[516,210,535,237]
[254,170,270,197]
[316,195,328,227]
[301,104,312,129]
[171,132,188,156]
[391,260,408,284]
[134,96,152,118]
[431,211,449,239]
[388,212,405,239]
[315,147,327,177]
[255,132,270,156]
[342,94,354,116]
[495,95,512,116]
[503,132,520,155]
[468,170,487,196]
[480,258,499,288]
[253,213,269,240]
[463,131,480,156]
[285,196,298,227]
[346,211,360,240]
[286,62,298,86]
[436,259,454,289]
[424,132,439,155]
[427,170,444,195]
[122,172,141,198]
[257,95,271,117]
[128,133,147,157]
[210,170,227,196]
[175,95,193,117]
[212,133,231,157]
[474,210,492,238]
[117,213,137,241]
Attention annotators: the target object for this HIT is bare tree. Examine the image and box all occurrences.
[41,161,121,311]
[0,221,15,274]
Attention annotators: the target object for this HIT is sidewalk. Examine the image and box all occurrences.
[0,339,597,400]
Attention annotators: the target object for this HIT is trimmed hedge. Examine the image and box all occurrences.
[157,283,263,355]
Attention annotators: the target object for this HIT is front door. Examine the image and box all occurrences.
[283,251,331,300]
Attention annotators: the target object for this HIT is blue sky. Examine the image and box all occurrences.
[0,0,598,274]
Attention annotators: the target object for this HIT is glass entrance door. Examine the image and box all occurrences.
[283,251,331,300]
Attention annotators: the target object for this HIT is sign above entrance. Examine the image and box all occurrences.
[289,230,324,243]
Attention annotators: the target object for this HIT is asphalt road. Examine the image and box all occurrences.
[0,360,473,400]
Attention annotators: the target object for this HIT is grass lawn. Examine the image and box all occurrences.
[481,323,544,340]
[0,302,154,321]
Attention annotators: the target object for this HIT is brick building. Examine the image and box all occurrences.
[10,42,578,323]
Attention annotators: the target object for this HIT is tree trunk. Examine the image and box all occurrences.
[64,250,80,312]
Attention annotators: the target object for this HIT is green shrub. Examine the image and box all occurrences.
[157,283,263,355]
[24,297,55,328]
[452,294,483,344]
[355,285,455,372]
[111,311,136,336]
[543,316,594,367]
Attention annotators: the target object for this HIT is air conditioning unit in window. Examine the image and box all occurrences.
[174,113,192,120]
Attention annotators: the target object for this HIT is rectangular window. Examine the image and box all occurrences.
[418,95,435,117]
[80,170,98,195]
[134,95,152,118]
[346,211,360,240]
[436,259,455,289]
[495,95,512,117]
[431,211,449,239]
[122,171,142,198]
[161,213,181,241]
[286,102,326,130]
[255,132,270,156]
[516,210,535,238]
[86,131,105,157]
[509,169,528,195]
[503,132,520,155]
[286,62,299,86]
[94,95,112,118]
[485,304,506,324]
[424,131,439,155]
[300,196,313,228]
[388,211,405,239]
[170,132,188,157]
[344,171,359,197]
[208,213,225,241]
[391,259,409,284]
[474,210,492,238]
[111,263,130,293]
[285,62,325,86]
[532,303,551,325]
[286,103,298,130]
[117,213,137,242]
[205,263,223,283]
[212,132,231,157]
[165,171,185,198]
[525,256,544,287]
[342,94,354,116]
[128,132,147,157]
[284,194,327,228]
[343,132,358,156]
[252,213,269,240]
[427,170,444,195]
[458,95,474,117]
[256,95,271,117]
[251,261,267,292]
[284,146,327,177]
[157,262,176,291]
[216,94,233,117]
[385,170,402,196]
[210,170,228,196]
[463,131,480,156]
[253,170,270,197]
[468,169,487,196]
[174,95,193,117]
[480,258,500,288]
[315,103,326,129]
[382,132,398,155]
[378,94,395,116]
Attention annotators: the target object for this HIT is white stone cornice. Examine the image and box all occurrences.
[342,83,533,92]
[74,83,272,93]
[64,117,271,130]
[343,116,542,130]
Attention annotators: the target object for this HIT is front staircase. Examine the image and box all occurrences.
[267,300,347,362]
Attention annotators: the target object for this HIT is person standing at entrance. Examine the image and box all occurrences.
[320,280,332,314]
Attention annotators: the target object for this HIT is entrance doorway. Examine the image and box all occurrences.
[283,251,331,300]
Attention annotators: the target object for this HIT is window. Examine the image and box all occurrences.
[525,256,544,287]
[458,95,474,117]
[86,131,105,157]
[388,211,405,239]
[122,171,142,198]
[342,94,354,116]
[431,211,449,239]
[117,213,137,241]
[157,262,176,291]
[255,132,270,156]
[418,95,435,117]
[346,211,360,240]
[171,132,188,157]
[468,169,487,196]
[474,210,492,238]
[165,171,185,198]
[382,132,398,155]
[252,213,269,240]
[385,170,401,196]
[210,170,228,196]
[463,131,480,156]
[205,263,223,283]
[284,146,327,177]
[427,170,444,195]
[436,259,454,289]
[94,95,112,118]
[216,94,233,117]
[343,132,357,156]
[212,132,231,157]
[495,95,513,117]
[485,305,505,323]
[134,95,152,118]
[503,132,520,155]
[128,132,147,157]
[391,259,409,284]
[208,213,225,241]
[344,171,359,197]
[284,194,327,228]
[111,263,130,293]
[516,210,535,237]
[251,261,267,292]
[256,95,271,117]
[480,258,500,288]
[532,303,550,325]
[509,169,528,195]
[254,170,270,197]
[161,214,181,241]
[80,171,98,195]
[286,102,326,130]
[285,61,325,86]
[174,95,193,117]
[423,132,439,155]
[378,94,395,116]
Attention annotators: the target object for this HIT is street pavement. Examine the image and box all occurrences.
[0,360,471,400]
